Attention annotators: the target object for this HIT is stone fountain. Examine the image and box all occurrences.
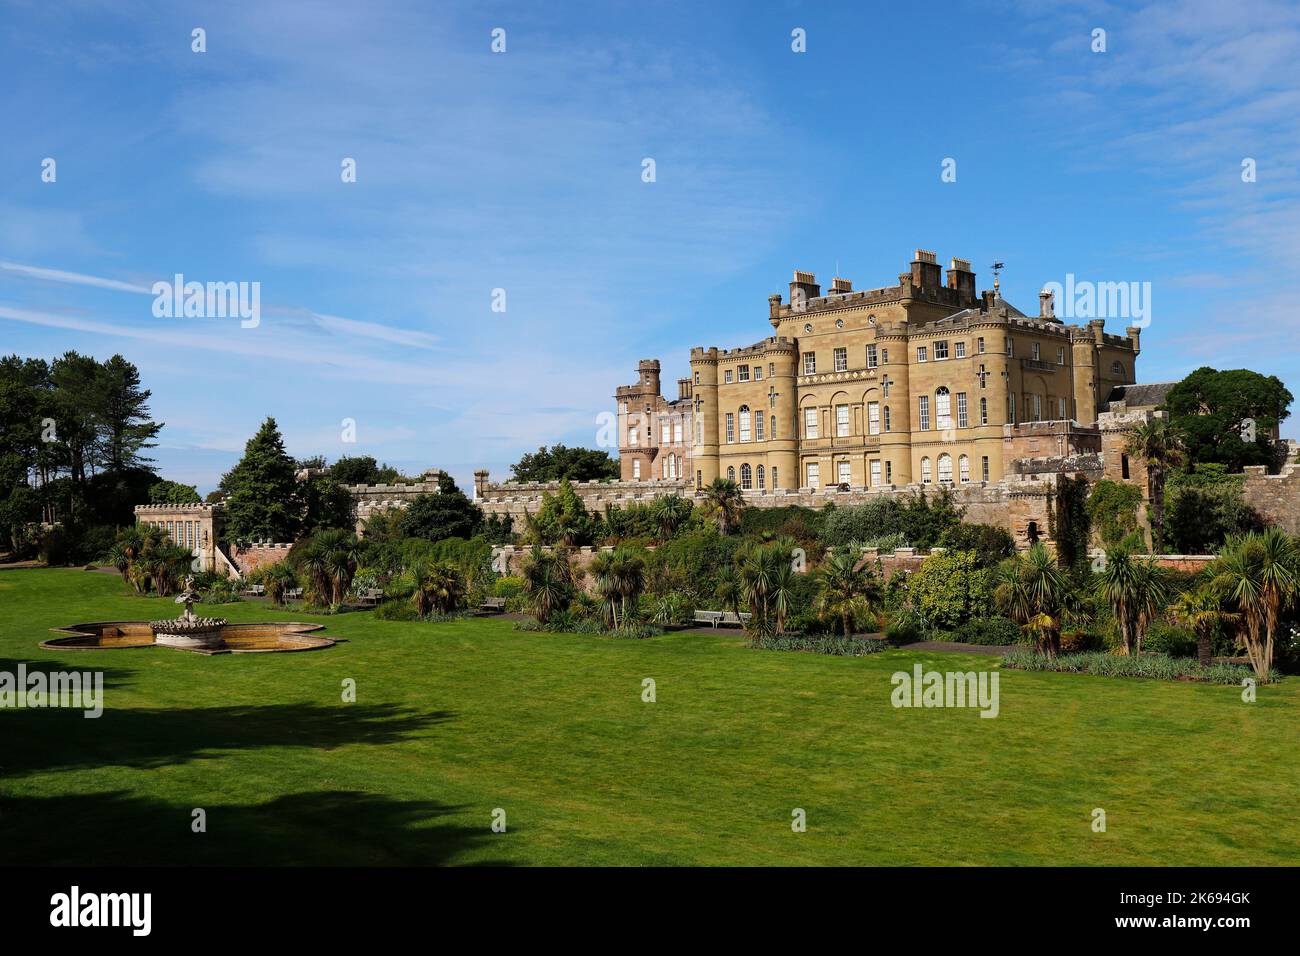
[150,575,228,650]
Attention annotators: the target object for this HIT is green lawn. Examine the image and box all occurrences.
[2,567,1296,866]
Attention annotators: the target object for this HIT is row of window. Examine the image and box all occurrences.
[709,350,1127,384]
[917,454,988,484]
[724,463,775,491]
[143,519,201,549]
[725,408,772,443]
[723,363,766,385]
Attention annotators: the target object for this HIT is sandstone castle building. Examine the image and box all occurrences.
[617,249,1142,492]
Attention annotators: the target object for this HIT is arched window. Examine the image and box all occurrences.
[959,455,970,483]
[727,466,735,482]
[739,405,752,442]
[920,457,932,484]
[935,387,952,429]
[883,405,891,432]
[980,396,988,424]
[757,465,765,489]
[938,453,953,483]
[740,463,752,490]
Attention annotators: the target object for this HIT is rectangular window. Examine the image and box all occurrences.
[738,364,750,382]
[662,421,671,443]
[803,352,816,374]
[868,401,880,435]
[884,405,891,432]
[1032,394,1042,421]
[955,341,966,359]
[916,346,928,363]
[834,347,847,372]
[1057,346,1065,365]
[806,462,820,488]
[1032,342,1041,361]
[725,413,734,443]
[837,460,851,485]
[724,370,733,384]
[957,392,968,428]
[836,404,850,437]
[982,456,990,482]
[918,395,930,430]
[1005,337,1014,358]
[804,407,819,439]
[768,363,775,378]
[694,371,700,384]
[881,348,889,364]
[755,411,765,440]
[674,420,682,442]
[754,366,763,381]
[1059,397,1067,419]
[633,459,641,479]
[870,460,882,487]
[977,337,985,354]
[866,344,878,369]
[629,427,638,445]
[885,461,892,484]
[979,363,987,388]
[1008,393,1016,423]
[935,341,949,360]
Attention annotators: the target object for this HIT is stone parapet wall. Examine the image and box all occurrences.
[231,542,295,575]
[1241,463,1300,534]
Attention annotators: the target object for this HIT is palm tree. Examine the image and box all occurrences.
[815,549,875,637]
[609,548,646,629]
[1169,584,1236,666]
[1125,418,1184,553]
[715,565,742,616]
[1211,530,1298,678]
[737,541,794,642]
[520,546,575,625]
[994,543,1072,658]
[587,550,620,628]
[701,477,745,536]
[105,542,132,585]
[1094,549,1168,655]
[651,494,693,542]
[411,561,466,616]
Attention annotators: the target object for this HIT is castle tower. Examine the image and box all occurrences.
[689,348,720,487]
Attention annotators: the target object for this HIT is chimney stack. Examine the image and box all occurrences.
[830,277,853,294]
[946,257,977,303]
[789,270,820,311]
[910,249,941,290]
[1039,288,1055,318]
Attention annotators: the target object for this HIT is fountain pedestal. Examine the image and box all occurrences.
[150,575,227,650]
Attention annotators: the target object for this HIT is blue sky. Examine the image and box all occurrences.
[3,0,1298,493]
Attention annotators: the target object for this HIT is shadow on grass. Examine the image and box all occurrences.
[0,702,453,776]
[0,789,511,866]
[0,657,136,692]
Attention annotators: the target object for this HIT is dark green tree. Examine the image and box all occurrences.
[219,417,302,543]
[397,474,483,543]
[93,354,162,472]
[1164,367,1292,472]
[509,444,619,483]
[300,474,356,535]
[149,480,201,504]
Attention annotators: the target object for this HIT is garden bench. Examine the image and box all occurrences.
[284,587,303,600]
[719,612,751,627]
[240,584,265,597]
[357,588,385,607]
[693,610,724,628]
[480,597,507,614]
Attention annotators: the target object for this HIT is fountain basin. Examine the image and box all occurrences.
[150,616,228,650]
[43,621,336,655]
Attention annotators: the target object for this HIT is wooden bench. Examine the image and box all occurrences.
[693,610,724,628]
[357,588,385,607]
[480,597,507,614]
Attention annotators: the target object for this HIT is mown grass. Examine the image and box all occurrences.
[1,568,1296,866]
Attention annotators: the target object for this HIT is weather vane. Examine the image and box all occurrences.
[991,261,1005,294]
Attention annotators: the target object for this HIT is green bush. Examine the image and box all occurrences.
[1001,649,1276,684]
[373,599,419,621]
[884,609,924,646]
[908,550,993,630]
[752,634,889,656]
[1142,621,1197,658]
[955,616,1024,646]
[492,575,525,599]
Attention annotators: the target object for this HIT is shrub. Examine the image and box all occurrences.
[1142,621,1197,658]
[751,634,889,656]
[1001,649,1277,684]
[492,576,525,599]
[954,616,1023,646]
[201,579,242,604]
[884,608,924,646]
[938,524,1015,567]
[908,550,993,630]
[373,599,419,621]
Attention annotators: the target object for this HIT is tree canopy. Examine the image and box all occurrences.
[218,417,302,543]
[1164,367,1292,472]
[509,444,619,483]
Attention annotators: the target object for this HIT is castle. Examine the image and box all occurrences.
[617,249,1142,492]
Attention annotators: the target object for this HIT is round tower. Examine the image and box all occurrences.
[765,339,798,490]
[690,348,720,487]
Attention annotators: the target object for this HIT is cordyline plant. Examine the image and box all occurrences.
[1209,529,1299,679]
